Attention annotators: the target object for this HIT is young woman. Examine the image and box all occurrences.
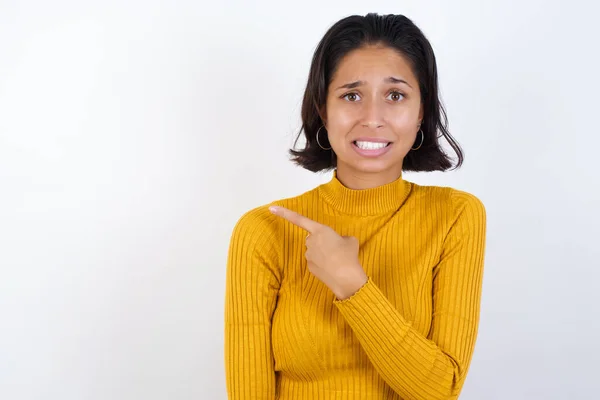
[225,13,487,400]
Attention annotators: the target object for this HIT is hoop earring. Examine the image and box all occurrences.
[411,129,424,151]
[316,126,332,150]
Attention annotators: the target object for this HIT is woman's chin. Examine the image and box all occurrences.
[338,158,401,175]
[335,145,407,173]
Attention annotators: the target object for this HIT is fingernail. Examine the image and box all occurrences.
[269,206,279,214]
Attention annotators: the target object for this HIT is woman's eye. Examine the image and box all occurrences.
[387,91,405,101]
[342,93,361,102]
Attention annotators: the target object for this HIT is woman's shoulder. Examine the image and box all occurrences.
[232,189,316,239]
[231,204,278,242]
[409,181,486,215]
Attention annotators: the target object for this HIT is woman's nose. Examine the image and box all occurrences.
[360,100,385,129]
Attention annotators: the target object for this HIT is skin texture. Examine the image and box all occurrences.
[270,45,425,299]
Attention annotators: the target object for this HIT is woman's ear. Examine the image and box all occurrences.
[318,106,327,126]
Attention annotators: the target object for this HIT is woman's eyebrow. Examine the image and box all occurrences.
[335,76,412,90]
[385,76,412,88]
[336,80,364,90]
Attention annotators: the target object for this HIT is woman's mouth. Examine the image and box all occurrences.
[352,140,392,157]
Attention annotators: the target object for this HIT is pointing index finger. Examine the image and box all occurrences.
[269,206,322,233]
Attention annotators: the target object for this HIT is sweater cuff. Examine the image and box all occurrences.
[333,276,373,304]
[333,277,412,336]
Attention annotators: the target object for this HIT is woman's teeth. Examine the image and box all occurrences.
[354,141,390,150]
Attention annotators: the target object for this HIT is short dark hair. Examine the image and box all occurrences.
[289,13,464,173]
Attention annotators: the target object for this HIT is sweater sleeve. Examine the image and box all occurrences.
[224,207,281,399]
[333,191,487,400]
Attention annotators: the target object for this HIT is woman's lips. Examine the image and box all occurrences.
[351,141,393,158]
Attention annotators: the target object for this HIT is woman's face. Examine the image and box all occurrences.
[324,45,423,177]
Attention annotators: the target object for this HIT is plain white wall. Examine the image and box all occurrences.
[1,0,599,399]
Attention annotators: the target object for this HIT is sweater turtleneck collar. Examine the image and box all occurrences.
[317,169,412,216]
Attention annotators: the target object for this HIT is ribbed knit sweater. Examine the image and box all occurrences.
[224,170,487,400]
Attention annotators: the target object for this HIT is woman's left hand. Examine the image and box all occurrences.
[269,206,368,300]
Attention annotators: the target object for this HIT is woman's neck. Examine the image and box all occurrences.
[335,162,404,190]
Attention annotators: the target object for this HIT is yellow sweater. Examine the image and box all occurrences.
[224,170,486,400]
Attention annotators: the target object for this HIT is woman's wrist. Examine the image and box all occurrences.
[332,268,369,300]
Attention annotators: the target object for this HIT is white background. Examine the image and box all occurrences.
[1,0,599,399]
